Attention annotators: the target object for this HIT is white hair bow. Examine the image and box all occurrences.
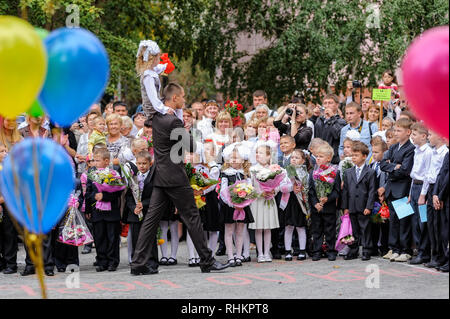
[223,143,250,161]
[345,130,361,141]
[137,40,161,62]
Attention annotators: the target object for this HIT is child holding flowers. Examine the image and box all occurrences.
[218,143,255,267]
[284,149,311,261]
[308,143,341,261]
[249,142,291,263]
[85,147,126,272]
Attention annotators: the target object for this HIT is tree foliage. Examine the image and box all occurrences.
[1,0,448,109]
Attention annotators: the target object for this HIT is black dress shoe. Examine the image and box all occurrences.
[108,265,118,272]
[130,266,158,276]
[57,267,66,273]
[344,254,357,260]
[424,260,443,269]
[200,261,230,273]
[312,254,321,261]
[3,267,17,274]
[272,253,282,260]
[439,262,449,272]
[21,267,36,276]
[45,269,54,276]
[409,256,428,265]
[243,256,251,263]
[361,253,371,261]
[327,253,337,261]
[95,265,108,272]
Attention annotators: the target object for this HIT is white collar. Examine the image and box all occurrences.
[435,145,449,155]
[223,167,244,175]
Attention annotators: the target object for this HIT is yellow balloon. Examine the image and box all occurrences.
[0,16,47,118]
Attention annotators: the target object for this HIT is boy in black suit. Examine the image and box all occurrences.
[308,142,341,261]
[380,118,415,262]
[342,141,376,261]
[86,147,124,272]
[124,151,157,264]
[370,137,390,256]
[432,152,449,272]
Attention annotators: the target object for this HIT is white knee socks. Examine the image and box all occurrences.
[186,231,199,259]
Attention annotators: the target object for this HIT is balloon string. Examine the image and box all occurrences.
[8,150,30,231]
[24,230,47,299]
[32,139,44,234]
[41,136,57,218]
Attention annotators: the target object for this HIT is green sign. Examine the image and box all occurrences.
[372,89,392,101]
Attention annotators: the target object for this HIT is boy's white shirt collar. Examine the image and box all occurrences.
[435,144,449,154]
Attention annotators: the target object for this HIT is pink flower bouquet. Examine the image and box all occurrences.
[58,194,94,247]
[88,167,127,211]
[251,164,286,206]
[221,181,258,221]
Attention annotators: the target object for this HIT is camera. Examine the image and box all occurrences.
[285,108,299,116]
[352,80,362,88]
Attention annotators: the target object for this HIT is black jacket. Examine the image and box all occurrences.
[433,152,449,201]
[124,163,155,224]
[314,115,347,164]
[273,120,312,150]
[380,141,415,199]
[152,112,196,187]
[308,169,341,214]
[341,165,376,213]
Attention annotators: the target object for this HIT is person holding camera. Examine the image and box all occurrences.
[273,103,313,150]
[314,94,347,165]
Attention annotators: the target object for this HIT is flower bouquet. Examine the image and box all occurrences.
[336,213,353,251]
[339,157,354,179]
[121,163,146,221]
[185,163,219,209]
[251,164,286,206]
[58,194,94,247]
[87,167,127,211]
[312,164,337,203]
[224,100,245,127]
[221,181,258,221]
[285,164,310,214]
[141,135,154,156]
[371,201,390,224]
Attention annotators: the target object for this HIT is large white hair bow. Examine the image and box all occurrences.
[137,40,161,62]
[223,142,250,161]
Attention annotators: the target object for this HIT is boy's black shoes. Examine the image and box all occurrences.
[344,254,358,260]
[3,267,17,274]
[409,256,430,265]
[312,253,321,261]
[130,265,158,276]
[361,253,371,261]
[21,267,35,276]
[95,265,108,272]
[439,262,449,272]
[327,253,337,261]
[200,261,229,273]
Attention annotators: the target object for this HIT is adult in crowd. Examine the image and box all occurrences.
[191,101,205,121]
[132,111,146,134]
[75,110,101,177]
[244,90,278,122]
[19,114,50,138]
[105,113,130,165]
[339,102,378,158]
[274,103,313,150]
[313,94,347,164]
[121,116,138,140]
[0,117,23,151]
[183,108,203,142]
[196,100,219,140]
[113,101,129,116]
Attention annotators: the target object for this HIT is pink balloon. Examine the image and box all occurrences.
[402,26,449,139]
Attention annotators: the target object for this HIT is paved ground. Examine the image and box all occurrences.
[0,241,448,299]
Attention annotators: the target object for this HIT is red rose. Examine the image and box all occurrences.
[234,100,238,104]
[236,104,243,111]
[227,100,230,104]
[320,165,328,170]
[191,168,196,174]
[319,175,326,182]
[202,172,208,178]
[329,171,336,178]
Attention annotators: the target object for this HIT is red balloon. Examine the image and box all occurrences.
[402,26,449,139]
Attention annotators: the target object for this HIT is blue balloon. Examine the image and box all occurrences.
[0,138,75,234]
[39,27,109,127]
